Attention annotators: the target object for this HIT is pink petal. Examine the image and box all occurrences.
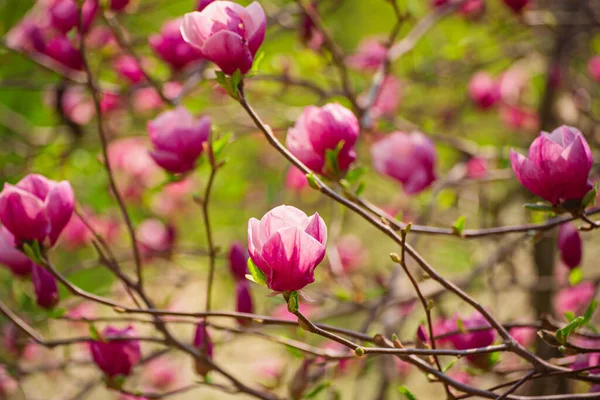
[200,30,253,74]
[304,212,327,246]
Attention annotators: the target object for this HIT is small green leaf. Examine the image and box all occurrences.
[212,133,232,159]
[456,318,465,333]
[247,258,267,286]
[564,311,576,323]
[304,381,331,398]
[305,172,320,190]
[569,268,583,286]
[285,345,304,359]
[398,385,417,400]
[287,290,299,313]
[487,351,501,367]
[452,216,466,236]
[524,203,554,212]
[47,307,67,319]
[581,182,598,209]
[22,241,43,264]
[583,299,598,325]
[442,359,457,373]
[345,166,367,185]
[325,148,340,177]
[89,323,101,341]
[556,316,584,344]
[355,181,366,196]
[247,51,265,76]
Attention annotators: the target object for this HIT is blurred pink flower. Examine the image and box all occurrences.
[150,18,204,71]
[0,365,17,398]
[466,157,488,179]
[334,234,367,274]
[151,178,194,217]
[347,38,387,71]
[503,0,530,13]
[509,326,537,347]
[468,72,500,109]
[144,358,179,391]
[554,281,596,317]
[114,55,145,84]
[285,167,309,192]
[499,104,538,132]
[0,225,33,277]
[136,219,176,259]
[271,303,315,321]
[557,223,582,270]
[588,56,600,83]
[90,325,141,378]
[360,75,402,119]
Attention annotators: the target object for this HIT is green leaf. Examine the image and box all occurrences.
[442,359,457,373]
[355,181,366,196]
[89,323,101,341]
[212,133,232,159]
[304,381,331,398]
[22,241,42,264]
[398,385,417,400]
[247,51,265,76]
[564,311,576,323]
[287,290,299,313]
[583,299,598,325]
[325,148,340,177]
[345,166,367,185]
[285,345,304,359]
[247,258,267,286]
[456,318,465,333]
[555,316,584,344]
[305,172,320,190]
[524,203,554,212]
[581,182,599,209]
[452,216,466,236]
[569,268,583,286]
[47,307,67,319]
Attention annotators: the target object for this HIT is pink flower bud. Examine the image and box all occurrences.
[114,55,145,84]
[110,0,130,12]
[588,56,600,83]
[108,138,161,200]
[181,1,266,75]
[48,0,79,34]
[448,312,495,367]
[554,281,596,317]
[500,104,538,132]
[0,226,33,277]
[228,242,248,281]
[150,19,204,71]
[100,92,122,114]
[248,205,327,292]
[90,325,141,378]
[147,107,211,174]
[286,103,359,175]
[45,36,83,70]
[371,132,437,195]
[144,358,178,390]
[32,265,59,309]
[458,0,485,18]
[298,2,324,51]
[510,125,593,206]
[285,167,309,192]
[468,72,500,109]
[503,0,529,13]
[466,157,488,179]
[236,281,254,325]
[196,0,215,11]
[557,223,582,269]
[59,86,95,125]
[192,320,213,376]
[137,219,176,259]
[360,75,402,119]
[0,366,17,398]
[347,38,387,71]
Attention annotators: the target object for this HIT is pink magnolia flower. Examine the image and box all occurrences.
[45,36,83,70]
[509,326,537,347]
[298,1,324,51]
[100,91,122,114]
[107,138,161,200]
[334,234,367,273]
[361,75,402,119]
[347,38,387,71]
[150,19,204,71]
[500,104,539,132]
[286,103,359,175]
[49,0,97,34]
[62,212,119,251]
[228,242,248,281]
[371,132,437,195]
[468,72,500,109]
[89,326,141,377]
[181,1,267,74]
[557,223,582,269]
[0,174,74,246]
[510,125,593,206]
[248,205,327,292]
[448,312,496,367]
[110,0,130,12]
[503,0,530,13]
[0,226,33,276]
[150,178,194,217]
[32,265,59,309]
[554,281,596,317]
[285,167,309,192]
[572,340,600,374]
[147,107,211,174]
[144,358,178,390]
[588,56,600,83]
[271,302,315,321]
[136,219,176,259]
[236,281,254,325]
[5,17,47,54]
[466,157,488,179]
[114,55,145,84]
[192,320,213,377]
[458,0,485,17]
[58,86,95,125]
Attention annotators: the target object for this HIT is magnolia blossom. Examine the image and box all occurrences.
[149,19,204,71]
[371,132,437,195]
[0,226,33,276]
[510,126,593,206]
[248,205,327,292]
[466,157,488,179]
[0,174,74,246]
[136,219,176,259]
[554,282,596,317]
[468,72,500,109]
[192,320,213,377]
[89,326,141,377]
[32,265,59,309]
[334,235,367,273]
[236,281,254,325]
[181,1,266,74]
[347,38,387,71]
[286,103,359,175]
[588,56,600,83]
[503,0,530,13]
[114,55,145,84]
[45,36,83,70]
[285,167,309,192]
[228,242,248,281]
